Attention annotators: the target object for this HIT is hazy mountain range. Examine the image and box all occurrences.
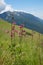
[0,11,43,34]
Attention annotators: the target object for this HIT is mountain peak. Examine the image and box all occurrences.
[0,11,43,34]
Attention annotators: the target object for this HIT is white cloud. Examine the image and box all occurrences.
[0,0,5,5]
[0,0,43,19]
[1,5,14,13]
[0,0,6,12]
[0,0,14,14]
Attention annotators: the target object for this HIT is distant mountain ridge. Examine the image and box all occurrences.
[0,11,43,34]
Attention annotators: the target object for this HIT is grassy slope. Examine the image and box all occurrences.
[0,19,43,65]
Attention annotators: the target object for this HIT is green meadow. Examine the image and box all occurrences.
[0,19,43,65]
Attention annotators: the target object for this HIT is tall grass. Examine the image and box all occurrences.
[0,19,43,65]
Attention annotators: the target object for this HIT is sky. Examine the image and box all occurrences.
[0,0,43,19]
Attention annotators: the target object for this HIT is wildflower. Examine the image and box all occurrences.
[11,30,14,34]
[12,22,16,25]
[19,24,26,37]
[15,30,18,33]
[11,22,16,38]
[22,30,26,36]
[19,24,24,29]
[12,25,15,30]
[18,31,22,37]
[10,33,13,37]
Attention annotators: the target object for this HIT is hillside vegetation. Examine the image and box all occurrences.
[0,19,43,65]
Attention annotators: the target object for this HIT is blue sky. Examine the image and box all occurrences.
[0,0,43,19]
